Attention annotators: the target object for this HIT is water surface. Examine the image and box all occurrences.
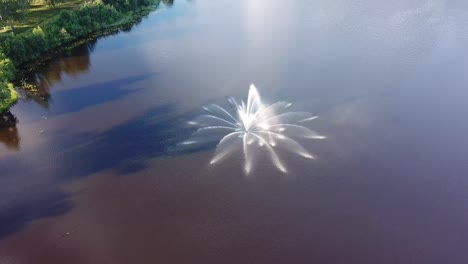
[1,0,468,263]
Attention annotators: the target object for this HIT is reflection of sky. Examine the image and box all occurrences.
[18,0,463,114]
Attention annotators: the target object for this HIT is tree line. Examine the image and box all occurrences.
[0,0,164,112]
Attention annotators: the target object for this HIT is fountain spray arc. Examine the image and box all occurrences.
[183,84,325,174]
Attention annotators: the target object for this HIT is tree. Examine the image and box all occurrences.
[0,0,31,32]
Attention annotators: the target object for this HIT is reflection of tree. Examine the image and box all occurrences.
[162,0,174,7]
[20,40,97,109]
[121,18,145,32]
[0,111,19,150]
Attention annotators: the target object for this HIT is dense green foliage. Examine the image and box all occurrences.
[0,1,124,65]
[0,0,31,21]
[0,52,18,112]
[0,0,160,112]
[0,0,31,31]
[103,0,152,11]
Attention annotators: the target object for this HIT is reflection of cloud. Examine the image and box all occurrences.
[183,84,325,174]
[0,111,20,150]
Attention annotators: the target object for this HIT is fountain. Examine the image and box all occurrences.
[183,84,325,174]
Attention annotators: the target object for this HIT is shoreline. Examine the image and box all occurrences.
[0,0,162,113]
[16,5,157,78]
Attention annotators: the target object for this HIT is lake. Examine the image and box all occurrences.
[1,0,468,263]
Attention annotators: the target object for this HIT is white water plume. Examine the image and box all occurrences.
[183,84,325,174]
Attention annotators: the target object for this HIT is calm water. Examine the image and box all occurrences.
[1,0,468,263]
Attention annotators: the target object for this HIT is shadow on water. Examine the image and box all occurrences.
[0,0,201,240]
[0,111,20,150]
[44,73,155,117]
[52,105,208,178]
[0,191,73,238]
[0,104,208,239]
[1,72,155,152]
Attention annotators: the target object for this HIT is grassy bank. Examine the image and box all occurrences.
[0,0,161,112]
[0,0,86,34]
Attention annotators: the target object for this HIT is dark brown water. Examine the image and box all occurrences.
[1,0,468,263]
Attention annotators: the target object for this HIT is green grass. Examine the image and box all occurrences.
[0,0,85,34]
